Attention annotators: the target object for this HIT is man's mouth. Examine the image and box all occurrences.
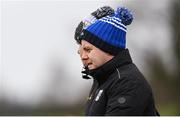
[88,63,92,66]
[84,63,92,68]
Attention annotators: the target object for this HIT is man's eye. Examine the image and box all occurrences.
[84,48,91,52]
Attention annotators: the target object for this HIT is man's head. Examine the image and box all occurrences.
[75,6,133,70]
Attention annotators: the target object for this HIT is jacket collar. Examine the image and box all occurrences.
[86,49,132,84]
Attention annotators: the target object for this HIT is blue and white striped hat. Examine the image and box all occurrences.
[76,6,133,55]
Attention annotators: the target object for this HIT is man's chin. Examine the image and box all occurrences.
[88,65,97,70]
[87,65,94,70]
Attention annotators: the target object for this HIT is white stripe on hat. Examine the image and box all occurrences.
[99,19,127,32]
[102,16,126,29]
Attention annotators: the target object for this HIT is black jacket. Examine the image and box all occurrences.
[84,49,159,116]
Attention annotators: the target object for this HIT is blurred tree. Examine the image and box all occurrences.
[146,0,180,115]
[170,0,180,114]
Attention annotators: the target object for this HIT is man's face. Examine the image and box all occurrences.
[78,40,114,70]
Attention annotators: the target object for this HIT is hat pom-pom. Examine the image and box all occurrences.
[116,7,133,25]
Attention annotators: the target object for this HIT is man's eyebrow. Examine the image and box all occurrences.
[83,44,93,48]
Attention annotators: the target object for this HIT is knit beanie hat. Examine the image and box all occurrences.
[74,6,133,55]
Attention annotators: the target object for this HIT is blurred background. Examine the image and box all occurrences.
[0,0,180,115]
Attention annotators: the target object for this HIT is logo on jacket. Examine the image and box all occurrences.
[95,90,103,101]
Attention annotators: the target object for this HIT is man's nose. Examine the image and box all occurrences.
[81,52,88,60]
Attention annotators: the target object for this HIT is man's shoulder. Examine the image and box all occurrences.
[107,63,152,95]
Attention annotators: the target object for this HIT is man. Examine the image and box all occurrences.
[74,6,159,116]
